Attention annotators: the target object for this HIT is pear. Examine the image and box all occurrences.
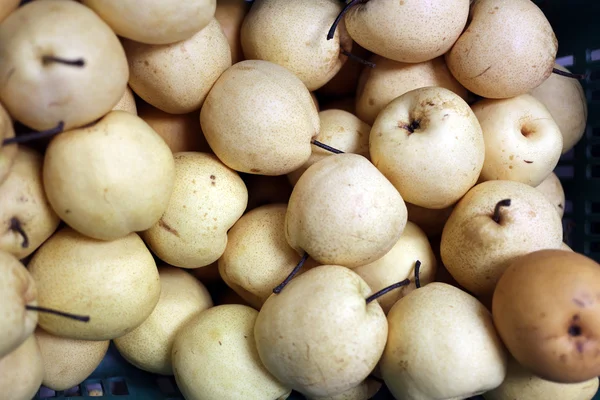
[254,265,388,398]
[172,304,291,400]
[214,0,251,64]
[0,336,45,400]
[492,249,600,383]
[484,356,599,400]
[370,86,485,209]
[0,101,16,185]
[0,146,60,259]
[355,55,468,125]
[0,250,37,359]
[124,18,231,115]
[0,0,18,23]
[311,92,321,112]
[531,63,588,154]
[560,242,573,252]
[43,111,175,241]
[308,378,382,400]
[82,0,216,45]
[244,174,293,211]
[137,101,212,154]
[353,221,437,314]
[288,109,371,186]
[446,0,557,99]
[141,152,248,269]
[286,153,407,268]
[27,227,160,340]
[219,204,319,309]
[535,172,565,218]
[112,86,138,115]
[441,180,563,297]
[472,94,563,187]
[0,0,129,131]
[344,0,469,63]
[114,266,213,375]
[200,60,319,175]
[241,0,351,91]
[381,282,507,400]
[405,202,454,238]
[35,327,109,391]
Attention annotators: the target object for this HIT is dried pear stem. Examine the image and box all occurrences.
[414,260,422,289]
[273,252,310,294]
[2,121,65,146]
[312,140,345,154]
[552,68,586,80]
[25,305,90,322]
[327,0,369,40]
[366,279,411,304]
[492,199,512,223]
[9,217,29,248]
[42,56,85,67]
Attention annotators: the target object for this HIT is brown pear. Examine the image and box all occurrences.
[0,101,16,185]
[214,0,251,64]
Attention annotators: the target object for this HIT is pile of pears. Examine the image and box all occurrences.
[0,0,598,400]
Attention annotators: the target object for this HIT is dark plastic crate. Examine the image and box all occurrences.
[32,0,600,399]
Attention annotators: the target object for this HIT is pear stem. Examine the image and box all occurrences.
[2,121,65,146]
[273,252,309,294]
[42,56,85,67]
[366,279,411,304]
[327,0,368,40]
[414,260,422,289]
[552,68,586,80]
[25,305,90,322]
[9,217,29,248]
[340,48,376,68]
[492,199,511,223]
[312,140,344,154]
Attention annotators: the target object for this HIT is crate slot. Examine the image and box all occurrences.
[589,144,600,159]
[588,165,600,179]
[556,54,575,67]
[555,165,575,179]
[108,378,129,396]
[591,89,600,102]
[63,386,82,397]
[565,199,573,214]
[157,376,179,396]
[590,49,600,63]
[590,202,600,214]
[589,241,600,253]
[38,387,56,398]
[84,382,104,397]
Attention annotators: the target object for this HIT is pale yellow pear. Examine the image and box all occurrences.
[356,56,468,125]
[535,172,565,218]
[28,227,161,340]
[381,283,507,400]
[43,111,175,241]
[114,266,213,375]
[288,109,370,186]
[308,378,382,400]
[0,146,60,259]
[141,152,248,269]
[172,304,291,400]
[215,0,251,64]
[82,0,216,45]
[112,86,138,115]
[254,265,388,398]
[286,153,407,268]
[531,63,588,154]
[353,221,437,314]
[0,336,44,400]
[446,0,557,99]
[370,87,484,209]
[0,102,16,185]
[36,328,109,391]
[0,0,18,23]
[0,251,37,359]
[0,0,129,131]
[200,60,319,175]
[560,242,573,252]
[124,19,231,114]
[472,94,562,187]
[219,204,319,309]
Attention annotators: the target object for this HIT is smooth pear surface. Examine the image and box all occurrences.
[535,172,565,218]
[0,335,45,400]
[0,100,16,186]
[112,86,138,115]
[308,379,382,400]
[0,0,18,23]
[214,0,251,64]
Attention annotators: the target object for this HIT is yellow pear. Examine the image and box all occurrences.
[288,109,371,186]
[114,266,213,375]
[254,265,388,398]
[0,0,129,131]
[0,250,37,359]
[141,152,248,268]
[370,86,485,209]
[0,0,18,23]
[28,227,160,340]
[381,283,507,400]
[244,174,293,211]
[353,221,437,314]
[308,378,382,400]
[201,60,319,175]
[446,0,557,99]
[535,172,565,218]
[484,356,599,400]
[0,146,60,259]
[0,102,16,185]
[356,56,468,125]
[112,86,138,115]
[241,0,351,91]
[561,242,573,252]
[123,18,231,114]
[405,202,454,238]
[344,0,469,63]
[43,111,175,241]
[214,0,251,64]
[82,0,216,45]
[472,94,563,187]
[35,327,109,391]
[172,304,291,400]
[530,63,588,154]
[219,204,319,309]
[286,153,407,268]
[0,335,44,400]
[441,180,563,297]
